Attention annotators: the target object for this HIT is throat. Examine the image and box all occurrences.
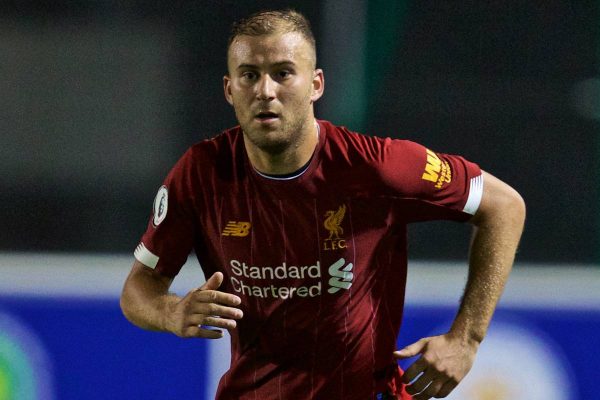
[244,120,320,177]
[256,154,314,180]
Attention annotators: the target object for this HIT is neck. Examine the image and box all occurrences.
[245,120,319,175]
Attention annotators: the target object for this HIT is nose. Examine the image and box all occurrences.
[256,74,276,101]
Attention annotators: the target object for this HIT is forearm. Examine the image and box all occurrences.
[450,174,526,343]
[120,262,179,333]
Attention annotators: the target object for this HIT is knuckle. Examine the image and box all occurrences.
[207,303,219,314]
[195,293,209,305]
[193,289,207,300]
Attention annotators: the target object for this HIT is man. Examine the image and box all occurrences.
[120,9,525,400]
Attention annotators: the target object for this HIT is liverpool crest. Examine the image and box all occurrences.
[323,205,347,251]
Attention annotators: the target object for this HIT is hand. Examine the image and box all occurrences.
[166,272,243,339]
[393,333,479,399]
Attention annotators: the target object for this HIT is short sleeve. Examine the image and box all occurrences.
[379,139,483,222]
[134,149,197,278]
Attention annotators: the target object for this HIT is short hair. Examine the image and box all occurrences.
[228,9,317,66]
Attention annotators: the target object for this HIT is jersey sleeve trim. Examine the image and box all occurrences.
[134,242,159,269]
[462,174,484,215]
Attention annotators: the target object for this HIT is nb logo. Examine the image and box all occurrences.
[222,221,251,237]
[327,258,353,294]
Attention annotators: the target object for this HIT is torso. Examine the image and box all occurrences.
[140,120,480,399]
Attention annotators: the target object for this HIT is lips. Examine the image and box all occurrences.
[255,111,279,120]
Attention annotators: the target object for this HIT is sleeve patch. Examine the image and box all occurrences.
[422,149,452,189]
[463,174,484,215]
[134,243,160,269]
[152,186,169,227]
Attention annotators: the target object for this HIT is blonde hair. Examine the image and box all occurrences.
[228,9,316,66]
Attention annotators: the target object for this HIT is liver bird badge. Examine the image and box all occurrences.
[324,205,346,240]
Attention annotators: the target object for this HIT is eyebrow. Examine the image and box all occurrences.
[236,61,297,70]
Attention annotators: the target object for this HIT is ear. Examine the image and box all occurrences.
[310,69,324,102]
[223,75,234,106]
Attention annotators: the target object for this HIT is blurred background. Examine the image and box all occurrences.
[1,1,599,399]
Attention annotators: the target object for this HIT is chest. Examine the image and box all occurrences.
[196,183,408,331]
[207,190,396,264]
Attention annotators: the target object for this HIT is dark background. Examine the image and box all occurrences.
[2,1,598,263]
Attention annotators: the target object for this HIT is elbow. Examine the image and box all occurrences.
[119,293,131,322]
[471,175,526,230]
[488,187,526,231]
[505,187,526,229]
[119,285,136,325]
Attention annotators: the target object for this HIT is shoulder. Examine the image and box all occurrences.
[322,121,385,148]
[177,126,246,185]
[319,120,422,164]
[187,126,242,161]
[165,126,243,183]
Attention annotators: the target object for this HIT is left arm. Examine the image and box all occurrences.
[395,170,526,399]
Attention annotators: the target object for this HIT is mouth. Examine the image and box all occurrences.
[255,111,280,122]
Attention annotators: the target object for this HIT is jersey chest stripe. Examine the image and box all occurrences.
[341,199,355,398]
[278,199,286,400]
[310,198,322,400]
[217,196,225,262]
[370,283,376,396]
[347,201,375,396]
[248,197,259,400]
[383,234,398,337]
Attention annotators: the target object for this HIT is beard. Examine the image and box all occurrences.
[237,109,312,156]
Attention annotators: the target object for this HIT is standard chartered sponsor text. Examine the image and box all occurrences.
[229,259,322,298]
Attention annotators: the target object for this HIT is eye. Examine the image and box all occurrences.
[277,70,292,79]
[241,71,257,81]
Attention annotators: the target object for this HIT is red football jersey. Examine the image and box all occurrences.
[135,120,483,400]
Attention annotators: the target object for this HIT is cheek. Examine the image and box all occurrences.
[231,83,253,100]
[231,91,252,111]
[283,83,313,105]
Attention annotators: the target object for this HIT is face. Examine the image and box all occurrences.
[224,31,324,154]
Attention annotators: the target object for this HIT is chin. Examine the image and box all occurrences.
[255,138,291,154]
[245,132,290,154]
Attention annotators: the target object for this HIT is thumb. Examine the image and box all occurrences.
[393,337,428,359]
[198,272,224,291]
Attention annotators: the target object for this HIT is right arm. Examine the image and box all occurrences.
[120,260,243,339]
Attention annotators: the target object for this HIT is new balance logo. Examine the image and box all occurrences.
[327,258,353,294]
[222,221,251,237]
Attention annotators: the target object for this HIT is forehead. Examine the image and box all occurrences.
[227,32,314,70]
